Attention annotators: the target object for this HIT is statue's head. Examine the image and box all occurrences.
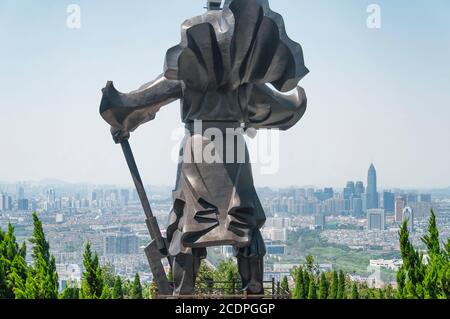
[206,0,222,10]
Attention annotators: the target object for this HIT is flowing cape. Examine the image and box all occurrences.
[164,0,309,93]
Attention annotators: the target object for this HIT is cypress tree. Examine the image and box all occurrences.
[444,238,450,298]
[445,239,450,258]
[422,211,440,256]
[59,281,80,299]
[224,268,234,295]
[337,270,346,299]
[0,224,27,299]
[302,270,310,299]
[441,262,450,298]
[378,288,385,299]
[5,224,19,260]
[395,211,450,299]
[101,264,116,288]
[399,220,425,298]
[196,261,215,294]
[215,259,239,295]
[141,282,151,299]
[0,257,6,298]
[280,276,290,297]
[307,277,317,299]
[80,242,104,299]
[150,280,158,299]
[351,282,359,299]
[7,252,29,298]
[25,213,59,299]
[0,226,5,297]
[385,284,394,299]
[112,276,124,299]
[292,268,304,299]
[305,255,316,275]
[122,278,132,298]
[318,272,328,299]
[329,271,338,299]
[396,267,406,299]
[131,273,143,299]
[100,284,112,299]
[421,210,441,299]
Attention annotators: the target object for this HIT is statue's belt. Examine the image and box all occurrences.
[185,121,244,134]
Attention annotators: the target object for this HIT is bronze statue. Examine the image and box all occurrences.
[99,0,308,296]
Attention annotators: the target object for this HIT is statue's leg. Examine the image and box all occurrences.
[236,255,264,295]
[235,229,266,295]
[172,248,206,296]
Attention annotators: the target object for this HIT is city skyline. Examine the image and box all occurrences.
[1,179,449,192]
[1,162,448,191]
[0,163,437,219]
[1,161,448,292]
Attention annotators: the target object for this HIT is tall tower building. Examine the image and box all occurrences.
[17,185,24,200]
[47,189,56,203]
[366,164,379,209]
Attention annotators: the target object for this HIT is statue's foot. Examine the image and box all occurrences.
[242,281,264,296]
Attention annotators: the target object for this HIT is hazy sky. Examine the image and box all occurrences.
[0,0,449,189]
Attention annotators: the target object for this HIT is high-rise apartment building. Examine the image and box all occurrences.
[104,234,139,255]
[355,181,365,196]
[383,191,395,214]
[367,209,385,231]
[366,164,379,209]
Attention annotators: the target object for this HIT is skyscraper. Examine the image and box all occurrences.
[18,199,29,211]
[0,194,5,211]
[383,191,395,214]
[104,234,139,255]
[355,182,365,196]
[407,193,418,205]
[352,197,363,216]
[366,164,379,209]
[323,188,334,200]
[3,195,12,211]
[47,189,56,203]
[367,209,385,231]
[120,189,130,207]
[343,182,355,212]
[17,185,24,200]
[346,181,355,194]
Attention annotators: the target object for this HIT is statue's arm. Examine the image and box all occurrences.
[245,84,307,131]
[99,74,182,134]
